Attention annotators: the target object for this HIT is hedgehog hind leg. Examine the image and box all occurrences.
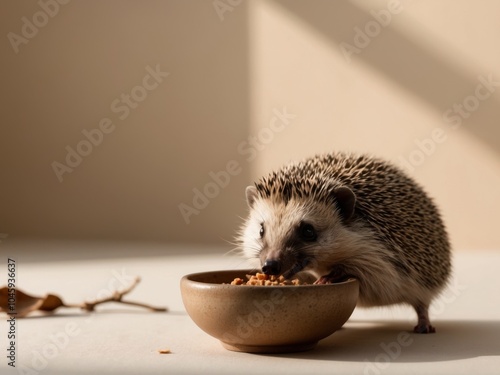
[413,303,436,334]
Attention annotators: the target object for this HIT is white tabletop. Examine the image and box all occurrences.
[1,239,499,375]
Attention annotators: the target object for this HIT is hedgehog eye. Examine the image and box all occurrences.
[299,222,317,242]
[259,223,265,238]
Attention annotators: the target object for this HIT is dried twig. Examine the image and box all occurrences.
[0,276,167,317]
[78,276,166,312]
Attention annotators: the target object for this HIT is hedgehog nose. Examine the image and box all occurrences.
[262,260,281,275]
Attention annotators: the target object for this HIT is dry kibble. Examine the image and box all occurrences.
[228,273,307,286]
[230,278,244,285]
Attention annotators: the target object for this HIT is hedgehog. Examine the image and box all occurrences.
[238,152,451,333]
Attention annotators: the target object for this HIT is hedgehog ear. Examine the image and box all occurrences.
[245,186,259,208]
[333,186,356,221]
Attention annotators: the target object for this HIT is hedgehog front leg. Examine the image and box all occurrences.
[413,303,436,333]
[314,264,351,284]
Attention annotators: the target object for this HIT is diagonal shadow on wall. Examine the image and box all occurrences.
[273,0,500,155]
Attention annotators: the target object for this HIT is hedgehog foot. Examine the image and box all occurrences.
[413,323,436,334]
[314,264,351,284]
[413,303,436,334]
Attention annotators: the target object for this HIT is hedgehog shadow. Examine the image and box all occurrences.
[265,320,500,362]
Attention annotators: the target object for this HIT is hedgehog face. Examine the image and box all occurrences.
[241,185,357,279]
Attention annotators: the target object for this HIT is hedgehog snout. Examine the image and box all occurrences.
[262,259,281,275]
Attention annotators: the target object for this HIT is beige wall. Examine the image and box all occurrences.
[1,1,499,250]
[249,0,500,251]
[0,0,250,244]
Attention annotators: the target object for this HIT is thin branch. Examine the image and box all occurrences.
[78,276,167,312]
[110,299,167,312]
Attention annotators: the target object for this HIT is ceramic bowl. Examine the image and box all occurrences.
[180,269,359,353]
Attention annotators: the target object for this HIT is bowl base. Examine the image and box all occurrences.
[220,341,318,354]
